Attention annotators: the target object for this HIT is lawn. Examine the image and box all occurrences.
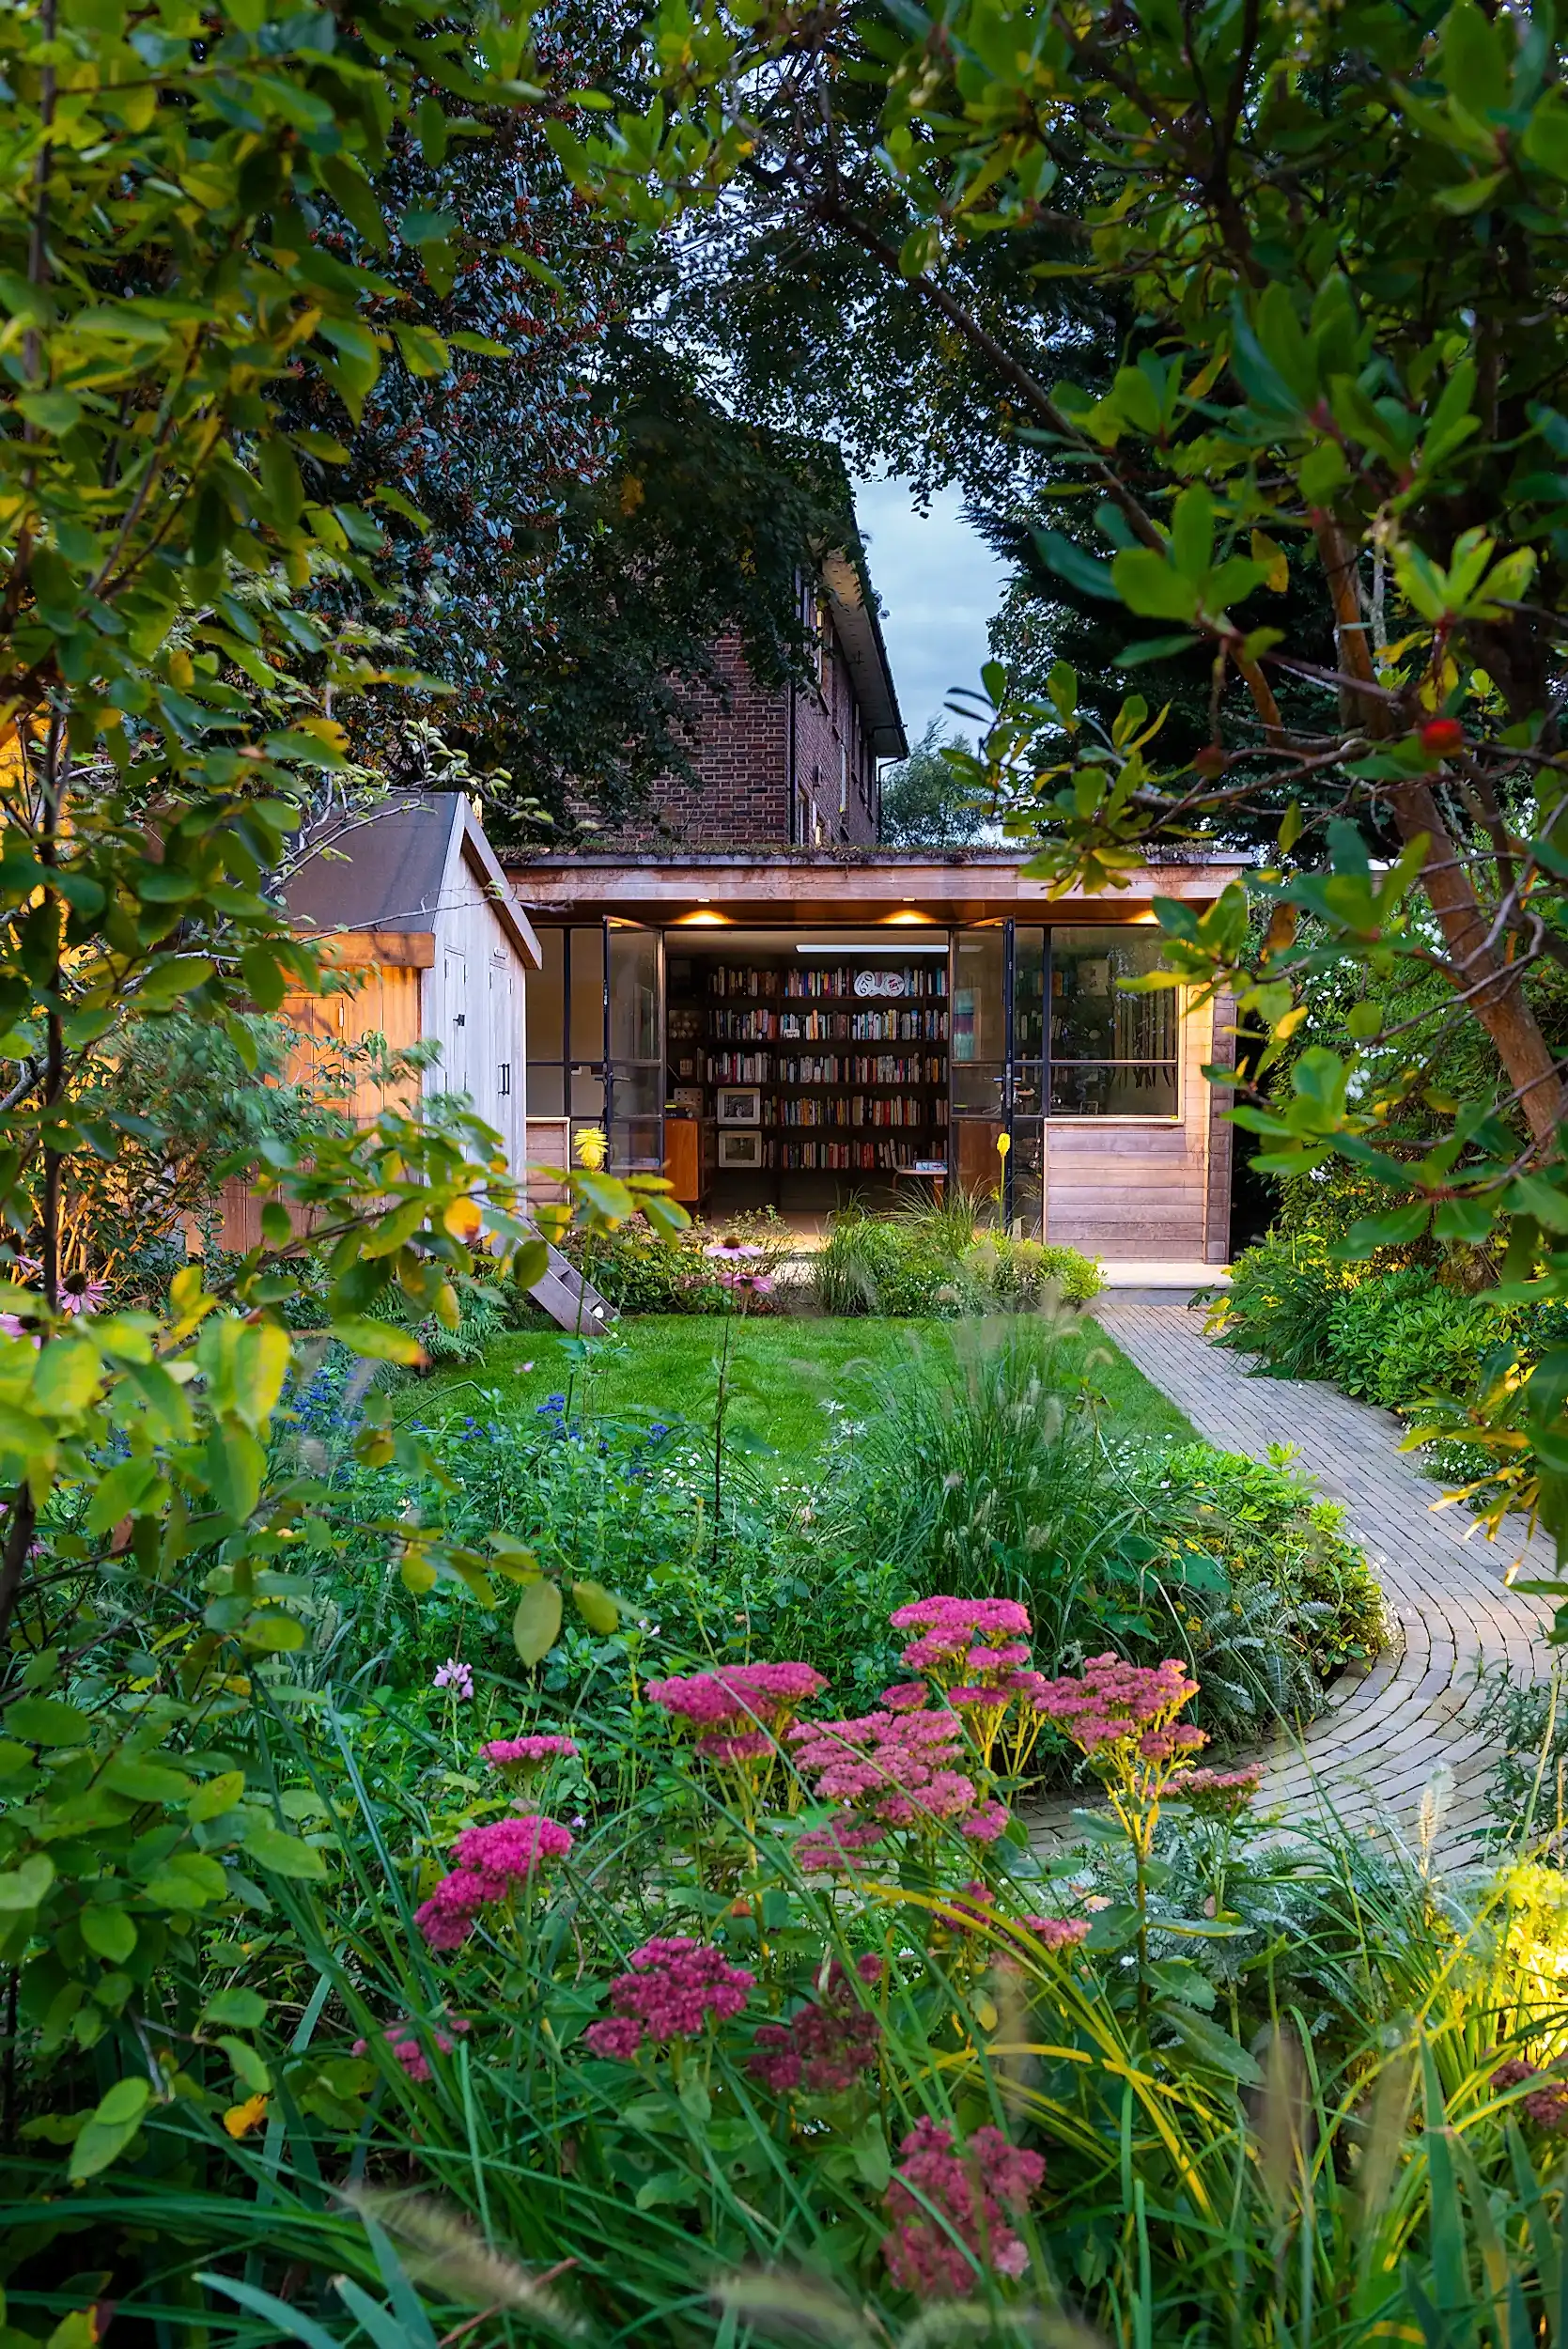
[405,1310,1197,1470]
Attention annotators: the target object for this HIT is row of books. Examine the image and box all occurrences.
[774,1097,948,1129]
[776,1054,946,1085]
[776,1140,938,1171]
[709,1009,951,1043]
[704,965,949,999]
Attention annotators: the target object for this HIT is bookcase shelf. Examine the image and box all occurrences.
[665,949,955,1196]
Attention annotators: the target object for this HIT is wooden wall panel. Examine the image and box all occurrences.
[1044,988,1219,1259]
[281,967,424,1124]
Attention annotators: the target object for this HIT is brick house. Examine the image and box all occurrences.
[505,512,1240,1266]
[596,550,906,851]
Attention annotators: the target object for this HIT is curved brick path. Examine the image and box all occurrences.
[1052,1304,1555,1858]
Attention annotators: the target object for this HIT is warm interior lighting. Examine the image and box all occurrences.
[674,909,733,926]
[795,941,946,956]
[881,910,936,925]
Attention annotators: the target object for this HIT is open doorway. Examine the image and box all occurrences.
[663,927,953,1225]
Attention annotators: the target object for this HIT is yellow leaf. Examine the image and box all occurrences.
[443,1197,482,1242]
[223,2092,270,2139]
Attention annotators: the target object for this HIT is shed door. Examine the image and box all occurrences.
[605,920,664,1178]
[949,923,1045,1237]
[442,949,470,1098]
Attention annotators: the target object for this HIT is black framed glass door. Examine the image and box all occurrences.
[605,919,664,1175]
[949,923,1047,1235]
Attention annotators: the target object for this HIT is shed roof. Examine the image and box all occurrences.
[287,793,540,967]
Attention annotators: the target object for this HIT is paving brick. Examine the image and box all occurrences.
[1027,1303,1553,1860]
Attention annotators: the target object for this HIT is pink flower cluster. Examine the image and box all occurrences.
[352,2014,471,2084]
[749,1957,884,2094]
[1032,1655,1202,1757]
[645,1662,827,1759]
[482,1735,579,1773]
[890,1597,1032,1688]
[788,1706,1006,1842]
[1177,1766,1263,1817]
[1492,2057,1568,2131]
[882,2119,1045,2299]
[794,1819,886,1875]
[583,1937,755,2060]
[414,1813,573,1951]
[938,1881,1089,1954]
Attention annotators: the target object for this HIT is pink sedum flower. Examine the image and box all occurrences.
[482,1735,580,1771]
[414,1814,572,1951]
[587,1937,756,2059]
[352,2014,471,2084]
[748,1960,882,2095]
[882,2119,1045,2299]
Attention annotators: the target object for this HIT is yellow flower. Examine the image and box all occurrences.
[574,1126,609,1172]
[223,2093,270,2139]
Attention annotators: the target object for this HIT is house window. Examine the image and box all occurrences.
[1046,927,1178,1115]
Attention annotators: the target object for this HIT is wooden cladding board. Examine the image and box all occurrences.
[1044,990,1218,1259]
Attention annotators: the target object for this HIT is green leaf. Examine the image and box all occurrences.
[1340,1201,1433,1252]
[69,2077,151,2181]
[400,208,459,245]
[80,1905,137,1962]
[571,1579,619,1634]
[331,1317,426,1362]
[189,1769,246,1822]
[242,1821,328,1880]
[513,1579,564,1665]
[203,1985,268,2029]
[1504,1174,1568,1234]
[218,2034,272,2092]
[1156,2001,1263,2085]
[0,1853,55,1910]
[6,1696,93,1745]
[1032,529,1118,601]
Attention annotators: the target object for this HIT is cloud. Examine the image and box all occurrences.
[851,478,1009,750]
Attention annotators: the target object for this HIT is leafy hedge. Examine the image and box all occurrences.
[812,1206,1103,1317]
[1210,1224,1568,1495]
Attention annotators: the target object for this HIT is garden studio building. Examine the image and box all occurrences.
[281,789,539,1177]
[503,544,1243,1265]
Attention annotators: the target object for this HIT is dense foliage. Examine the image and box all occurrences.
[553,0,1568,1566]
[813,1199,1103,1317]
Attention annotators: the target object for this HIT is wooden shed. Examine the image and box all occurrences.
[281,790,540,1171]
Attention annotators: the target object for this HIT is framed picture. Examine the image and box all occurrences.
[717,1128,765,1170]
[672,1087,704,1116]
[716,1086,761,1125]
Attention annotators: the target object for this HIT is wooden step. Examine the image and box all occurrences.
[526,1240,617,1333]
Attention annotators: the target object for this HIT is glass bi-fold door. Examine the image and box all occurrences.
[950,925,1179,1235]
[950,924,1044,1235]
[604,920,664,1177]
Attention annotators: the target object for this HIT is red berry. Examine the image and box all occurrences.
[1420,717,1466,755]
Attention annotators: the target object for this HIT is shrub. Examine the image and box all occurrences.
[561,1211,792,1314]
[815,1320,1379,1749]
[813,1202,1103,1317]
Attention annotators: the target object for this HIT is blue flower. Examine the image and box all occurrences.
[648,1422,669,1440]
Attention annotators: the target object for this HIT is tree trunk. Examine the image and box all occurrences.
[1313,514,1567,1152]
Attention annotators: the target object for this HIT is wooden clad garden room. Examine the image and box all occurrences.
[506,848,1245,1264]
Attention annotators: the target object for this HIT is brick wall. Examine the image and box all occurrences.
[594,601,882,850]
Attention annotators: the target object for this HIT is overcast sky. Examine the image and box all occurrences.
[852,477,1011,754]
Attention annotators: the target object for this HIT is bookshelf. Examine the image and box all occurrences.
[664,949,952,1200]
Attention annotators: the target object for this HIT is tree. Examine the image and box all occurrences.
[879,719,988,847]
[553,0,1568,1547]
[289,20,859,835]
[0,0,679,2225]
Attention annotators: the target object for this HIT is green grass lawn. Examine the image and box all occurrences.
[407,1312,1195,1471]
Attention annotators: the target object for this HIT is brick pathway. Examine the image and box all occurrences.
[1045,1304,1555,1858]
